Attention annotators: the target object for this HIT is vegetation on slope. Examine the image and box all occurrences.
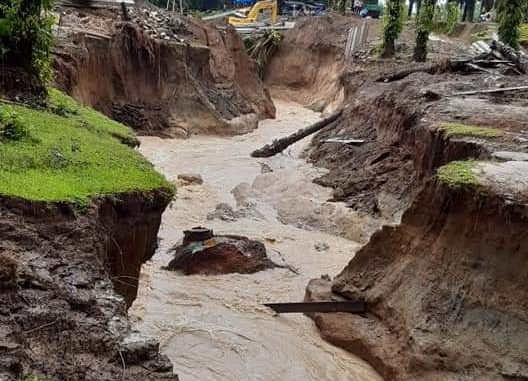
[0,89,174,205]
[437,160,479,188]
[440,123,503,138]
[0,0,55,92]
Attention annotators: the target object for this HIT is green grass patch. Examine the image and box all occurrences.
[437,160,480,188]
[520,24,528,42]
[0,90,174,205]
[440,123,503,139]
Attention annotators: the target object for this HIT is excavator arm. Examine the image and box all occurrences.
[228,0,278,26]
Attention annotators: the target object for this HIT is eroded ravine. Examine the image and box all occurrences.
[129,101,382,381]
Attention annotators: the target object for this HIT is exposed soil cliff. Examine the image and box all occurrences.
[54,8,275,136]
[0,190,177,381]
[307,173,528,381]
[302,51,528,380]
[265,15,381,112]
[308,69,528,230]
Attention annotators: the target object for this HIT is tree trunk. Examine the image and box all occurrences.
[251,110,343,158]
[462,0,468,21]
[497,0,524,49]
[466,0,476,22]
[337,0,346,14]
[416,0,422,14]
[481,0,494,12]
[408,0,415,17]
[413,0,436,62]
[382,0,403,57]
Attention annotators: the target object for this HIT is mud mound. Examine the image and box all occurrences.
[54,8,275,136]
[0,192,177,381]
[265,15,381,112]
[307,172,528,381]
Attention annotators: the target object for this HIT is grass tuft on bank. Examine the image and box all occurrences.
[437,160,480,188]
[440,123,503,139]
[0,89,174,205]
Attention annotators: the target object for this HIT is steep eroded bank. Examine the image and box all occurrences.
[307,172,528,381]
[302,51,528,381]
[54,8,275,136]
[265,15,380,112]
[0,91,177,380]
[0,192,175,381]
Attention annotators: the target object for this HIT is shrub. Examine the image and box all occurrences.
[497,0,525,49]
[0,0,55,87]
[0,106,28,141]
[446,1,459,35]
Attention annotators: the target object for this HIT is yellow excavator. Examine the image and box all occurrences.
[228,0,278,27]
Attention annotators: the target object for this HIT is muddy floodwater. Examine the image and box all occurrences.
[130,101,382,381]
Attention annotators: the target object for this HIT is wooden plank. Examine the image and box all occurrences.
[325,138,365,145]
[264,301,366,314]
[453,86,528,96]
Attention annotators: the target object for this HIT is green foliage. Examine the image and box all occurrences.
[446,1,459,34]
[381,0,404,57]
[245,30,281,78]
[0,0,55,86]
[521,23,528,43]
[440,123,503,138]
[0,105,29,141]
[470,29,492,42]
[413,0,435,62]
[496,0,525,49]
[437,160,480,188]
[0,90,174,206]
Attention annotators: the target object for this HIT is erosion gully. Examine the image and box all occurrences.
[129,100,382,381]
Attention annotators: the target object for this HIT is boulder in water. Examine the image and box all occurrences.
[167,232,276,275]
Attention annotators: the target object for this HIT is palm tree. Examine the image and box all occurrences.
[382,0,403,57]
[413,0,436,62]
[496,0,525,49]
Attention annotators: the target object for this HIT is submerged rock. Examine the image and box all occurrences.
[177,173,204,185]
[167,233,276,275]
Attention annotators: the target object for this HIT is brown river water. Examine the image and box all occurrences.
[129,101,383,381]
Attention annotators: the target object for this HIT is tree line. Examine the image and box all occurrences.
[383,0,528,61]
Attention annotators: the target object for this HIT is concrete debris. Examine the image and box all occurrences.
[127,7,188,42]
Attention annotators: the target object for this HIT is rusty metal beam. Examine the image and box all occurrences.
[264,301,366,314]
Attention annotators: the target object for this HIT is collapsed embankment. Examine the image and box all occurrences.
[54,8,275,136]
[0,89,178,380]
[307,175,528,381]
[300,42,528,380]
[265,15,380,112]
[0,192,177,381]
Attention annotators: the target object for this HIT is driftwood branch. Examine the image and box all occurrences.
[375,64,438,82]
[251,109,343,158]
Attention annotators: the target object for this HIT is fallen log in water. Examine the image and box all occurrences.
[251,109,343,158]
